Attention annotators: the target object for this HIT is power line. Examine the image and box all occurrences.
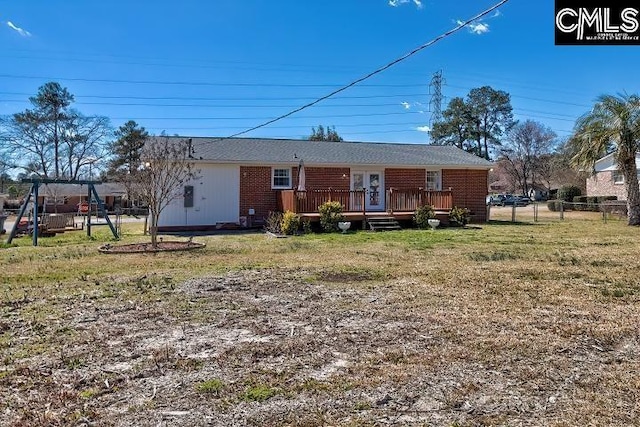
[0,95,587,118]
[443,84,592,108]
[223,0,511,139]
[0,91,429,101]
[133,122,428,131]
[0,99,422,109]
[0,74,423,88]
[104,111,425,121]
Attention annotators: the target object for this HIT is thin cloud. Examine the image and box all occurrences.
[452,9,499,36]
[7,21,32,37]
[456,19,490,35]
[416,126,431,133]
[388,0,423,9]
[469,22,490,34]
[401,102,411,110]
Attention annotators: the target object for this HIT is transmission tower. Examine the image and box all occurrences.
[428,70,444,132]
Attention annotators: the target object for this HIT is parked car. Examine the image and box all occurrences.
[486,195,506,206]
[503,195,531,206]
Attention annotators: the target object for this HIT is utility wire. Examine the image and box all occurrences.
[0,92,429,101]
[102,111,424,121]
[0,99,421,109]
[223,0,511,139]
[0,74,423,88]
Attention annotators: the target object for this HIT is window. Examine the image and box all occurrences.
[426,170,441,191]
[612,170,624,184]
[272,168,291,189]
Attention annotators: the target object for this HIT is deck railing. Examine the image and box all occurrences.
[386,188,453,213]
[277,188,453,214]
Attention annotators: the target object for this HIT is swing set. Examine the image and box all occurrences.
[6,178,119,246]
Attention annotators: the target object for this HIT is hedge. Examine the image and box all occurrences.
[548,196,618,212]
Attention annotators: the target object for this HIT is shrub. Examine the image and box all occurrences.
[265,211,283,234]
[547,200,563,212]
[572,196,617,212]
[599,195,617,202]
[601,200,627,217]
[413,205,435,229]
[557,185,581,202]
[449,206,471,227]
[318,201,344,232]
[573,196,587,211]
[302,219,312,234]
[7,185,18,198]
[280,210,301,235]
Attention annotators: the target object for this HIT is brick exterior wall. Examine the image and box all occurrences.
[385,168,426,190]
[239,166,275,221]
[442,169,489,222]
[239,166,490,222]
[303,167,351,190]
[239,166,350,221]
[586,171,627,200]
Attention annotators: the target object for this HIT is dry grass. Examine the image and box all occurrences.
[1,212,640,426]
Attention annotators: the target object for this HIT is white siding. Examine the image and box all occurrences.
[159,165,240,227]
[594,153,640,172]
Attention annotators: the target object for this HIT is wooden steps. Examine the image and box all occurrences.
[367,216,401,232]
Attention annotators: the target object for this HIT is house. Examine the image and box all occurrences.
[586,152,640,200]
[35,182,127,213]
[527,184,550,201]
[157,137,493,231]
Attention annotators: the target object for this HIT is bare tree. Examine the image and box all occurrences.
[499,120,556,195]
[130,136,198,247]
[0,82,111,180]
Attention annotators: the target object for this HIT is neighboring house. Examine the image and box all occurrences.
[157,137,493,231]
[528,184,550,201]
[36,182,127,213]
[586,152,640,200]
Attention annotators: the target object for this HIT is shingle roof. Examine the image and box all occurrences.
[37,182,126,197]
[158,137,493,169]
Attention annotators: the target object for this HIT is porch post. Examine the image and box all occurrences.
[361,190,366,229]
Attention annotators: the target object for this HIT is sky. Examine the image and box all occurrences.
[1,0,640,145]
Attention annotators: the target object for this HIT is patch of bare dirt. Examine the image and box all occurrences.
[2,269,639,426]
[99,241,205,253]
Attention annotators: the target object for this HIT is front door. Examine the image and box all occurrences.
[352,171,384,211]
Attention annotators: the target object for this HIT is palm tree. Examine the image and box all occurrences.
[570,94,640,225]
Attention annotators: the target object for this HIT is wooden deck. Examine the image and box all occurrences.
[277,188,453,222]
[298,210,450,222]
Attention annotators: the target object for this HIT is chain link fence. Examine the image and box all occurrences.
[487,200,628,223]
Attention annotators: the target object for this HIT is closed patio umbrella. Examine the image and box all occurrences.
[297,160,306,192]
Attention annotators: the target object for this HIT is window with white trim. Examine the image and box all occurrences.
[425,170,441,191]
[272,167,292,189]
[612,170,624,184]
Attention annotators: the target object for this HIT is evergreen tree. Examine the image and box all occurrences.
[107,121,149,177]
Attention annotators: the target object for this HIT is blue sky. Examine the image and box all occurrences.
[1,0,639,144]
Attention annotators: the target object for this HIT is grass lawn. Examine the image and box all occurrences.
[1,211,640,426]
